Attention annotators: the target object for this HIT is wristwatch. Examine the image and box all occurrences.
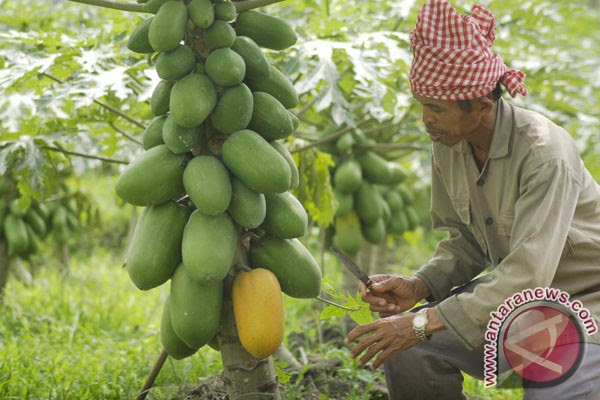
[412,308,430,342]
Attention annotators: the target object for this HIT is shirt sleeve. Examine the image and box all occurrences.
[436,159,581,350]
[415,152,488,301]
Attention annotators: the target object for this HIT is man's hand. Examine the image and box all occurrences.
[345,308,446,369]
[360,274,430,316]
[344,313,420,369]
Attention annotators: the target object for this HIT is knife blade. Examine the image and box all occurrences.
[330,246,373,288]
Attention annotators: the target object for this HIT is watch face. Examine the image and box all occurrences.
[413,314,427,329]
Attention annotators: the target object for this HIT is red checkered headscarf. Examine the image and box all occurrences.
[409,0,527,100]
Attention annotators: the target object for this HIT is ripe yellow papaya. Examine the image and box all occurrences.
[233,268,284,359]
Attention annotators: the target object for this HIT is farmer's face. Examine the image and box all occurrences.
[413,94,487,147]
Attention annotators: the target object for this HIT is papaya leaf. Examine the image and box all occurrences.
[292,148,336,228]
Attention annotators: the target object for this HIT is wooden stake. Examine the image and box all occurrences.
[136,349,168,400]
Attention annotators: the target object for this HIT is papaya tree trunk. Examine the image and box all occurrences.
[0,239,9,299]
[217,237,281,400]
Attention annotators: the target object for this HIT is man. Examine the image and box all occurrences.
[344,1,600,399]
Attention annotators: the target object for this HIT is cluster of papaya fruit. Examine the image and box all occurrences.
[0,182,83,258]
[121,0,321,361]
[328,131,420,256]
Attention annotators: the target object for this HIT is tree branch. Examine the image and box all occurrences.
[42,72,147,129]
[291,120,369,154]
[41,146,129,165]
[67,0,147,12]
[354,142,429,152]
[109,122,143,146]
[234,0,287,13]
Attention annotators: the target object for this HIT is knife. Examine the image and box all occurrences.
[330,246,373,289]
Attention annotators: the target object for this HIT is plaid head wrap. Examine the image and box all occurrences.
[409,0,527,100]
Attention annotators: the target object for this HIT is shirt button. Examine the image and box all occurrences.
[477,179,485,187]
[486,217,494,225]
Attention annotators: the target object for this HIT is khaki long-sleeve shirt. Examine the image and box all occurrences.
[416,98,600,350]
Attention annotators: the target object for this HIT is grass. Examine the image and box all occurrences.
[0,242,523,399]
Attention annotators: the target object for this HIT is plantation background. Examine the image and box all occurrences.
[0,0,598,399]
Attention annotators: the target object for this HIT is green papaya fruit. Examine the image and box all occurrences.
[231,36,269,80]
[332,211,362,256]
[380,196,391,225]
[334,188,353,217]
[24,208,47,238]
[8,199,26,217]
[183,156,231,216]
[34,202,50,222]
[336,132,354,153]
[235,11,297,50]
[150,80,174,117]
[23,223,39,257]
[182,210,236,282]
[4,214,29,256]
[354,182,382,223]
[362,218,386,245]
[262,192,307,239]
[127,18,154,54]
[115,145,187,206]
[270,141,299,190]
[388,163,407,184]
[143,116,167,150]
[288,111,299,131]
[149,1,188,52]
[126,201,191,290]
[389,210,408,235]
[51,205,67,230]
[187,0,214,29]
[248,91,294,141]
[155,45,196,81]
[227,177,266,229]
[250,236,321,298]
[145,0,171,14]
[396,186,414,206]
[0,201,7,234]
[65,211,78,231]
[194,61,205,74]
[246,64,298,109]
[169,265,223,349]
[384,190,404,213]
[222,130,291,194]
[357,151,392,184]
[334,160,362,193]
[162,115,202,154]
[205,48,245,87]
[161,297,198,359]
[210,83,253,134]
[405,206,419,230]
[170,73,217,128]
[203,20,236,49]
[214,1,236,21]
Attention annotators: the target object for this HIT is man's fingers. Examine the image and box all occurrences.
[345,322,376,344]
[359,282,367,297]
[350,332,381,359]
[369,304,401,314]
[359,337,391,366]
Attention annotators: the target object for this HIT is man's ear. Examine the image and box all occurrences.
[478,95,494,115]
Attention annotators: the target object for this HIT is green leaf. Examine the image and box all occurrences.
[319,305,347,320]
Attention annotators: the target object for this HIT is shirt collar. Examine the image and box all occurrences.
[451,97,512,158]
[488,98,512,159]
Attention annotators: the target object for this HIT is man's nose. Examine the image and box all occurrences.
[421,110,435,125]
